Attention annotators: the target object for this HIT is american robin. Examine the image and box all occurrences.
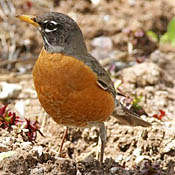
[17,12,151,165]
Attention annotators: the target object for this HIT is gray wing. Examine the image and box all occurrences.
[112,100,151,127]
[74,53,117,98]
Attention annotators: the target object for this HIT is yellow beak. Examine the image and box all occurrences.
[16,15,39,27]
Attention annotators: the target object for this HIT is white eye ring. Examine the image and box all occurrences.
[49,20,58,25]
[44,28,57,32]
[43,20,58,25]
[44,20,58,32]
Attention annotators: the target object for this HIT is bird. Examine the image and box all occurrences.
[17,12,151,165]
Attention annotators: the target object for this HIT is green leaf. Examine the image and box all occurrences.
[160,33,169,43]
[132,96,143,109]
[167,18,175,45]
[0,151,16,161]
[146,31,159,42]
[5,113,11,123]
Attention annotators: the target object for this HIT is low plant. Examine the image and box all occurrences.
[0,104,44,141]
[147,18,175,45]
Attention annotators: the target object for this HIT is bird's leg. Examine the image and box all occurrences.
[97,122,106,166]
[58,126,68,156]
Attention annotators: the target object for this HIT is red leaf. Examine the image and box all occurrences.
[159,110,165,117]
[0,105,7,116]
[152,110,166,120]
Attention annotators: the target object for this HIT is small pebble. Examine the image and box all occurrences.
[90,0,100,5]
[21,142,32,149]
[133,148,141,157]
[33,146,44,156]
[15,101,25,116]
[110,167,118,174]
[163,140,175,153]
[135,155,151,164]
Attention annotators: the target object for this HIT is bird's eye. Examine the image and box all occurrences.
[45,22,57,30]
[43,21,58,32]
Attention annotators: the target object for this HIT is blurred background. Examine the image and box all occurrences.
[1,0,175,72]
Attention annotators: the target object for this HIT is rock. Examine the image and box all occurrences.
[90,0,100,5]
[21,142,32,149]
[128,0,136,6]
[33,146,44,156]
[115,154,123,163]
[133,148,141,157]
[15,101,25,116]
[110,167,119,174]
[91,36,113,60]
[120,62,160,86]
[0,82,22,100]
[163,140,175,153]
[91,36,113,50]
[135,155,151,164]
[120,62,174,88]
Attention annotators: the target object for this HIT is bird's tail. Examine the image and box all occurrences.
[112,100,151,127]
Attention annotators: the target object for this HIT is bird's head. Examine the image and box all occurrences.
[17,12,87,55]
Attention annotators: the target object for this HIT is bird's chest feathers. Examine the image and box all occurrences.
[32,49,98,97]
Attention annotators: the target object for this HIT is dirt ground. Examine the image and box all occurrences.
[0,0,175,174]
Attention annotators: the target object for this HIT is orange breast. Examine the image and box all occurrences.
[32,48,115,127]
